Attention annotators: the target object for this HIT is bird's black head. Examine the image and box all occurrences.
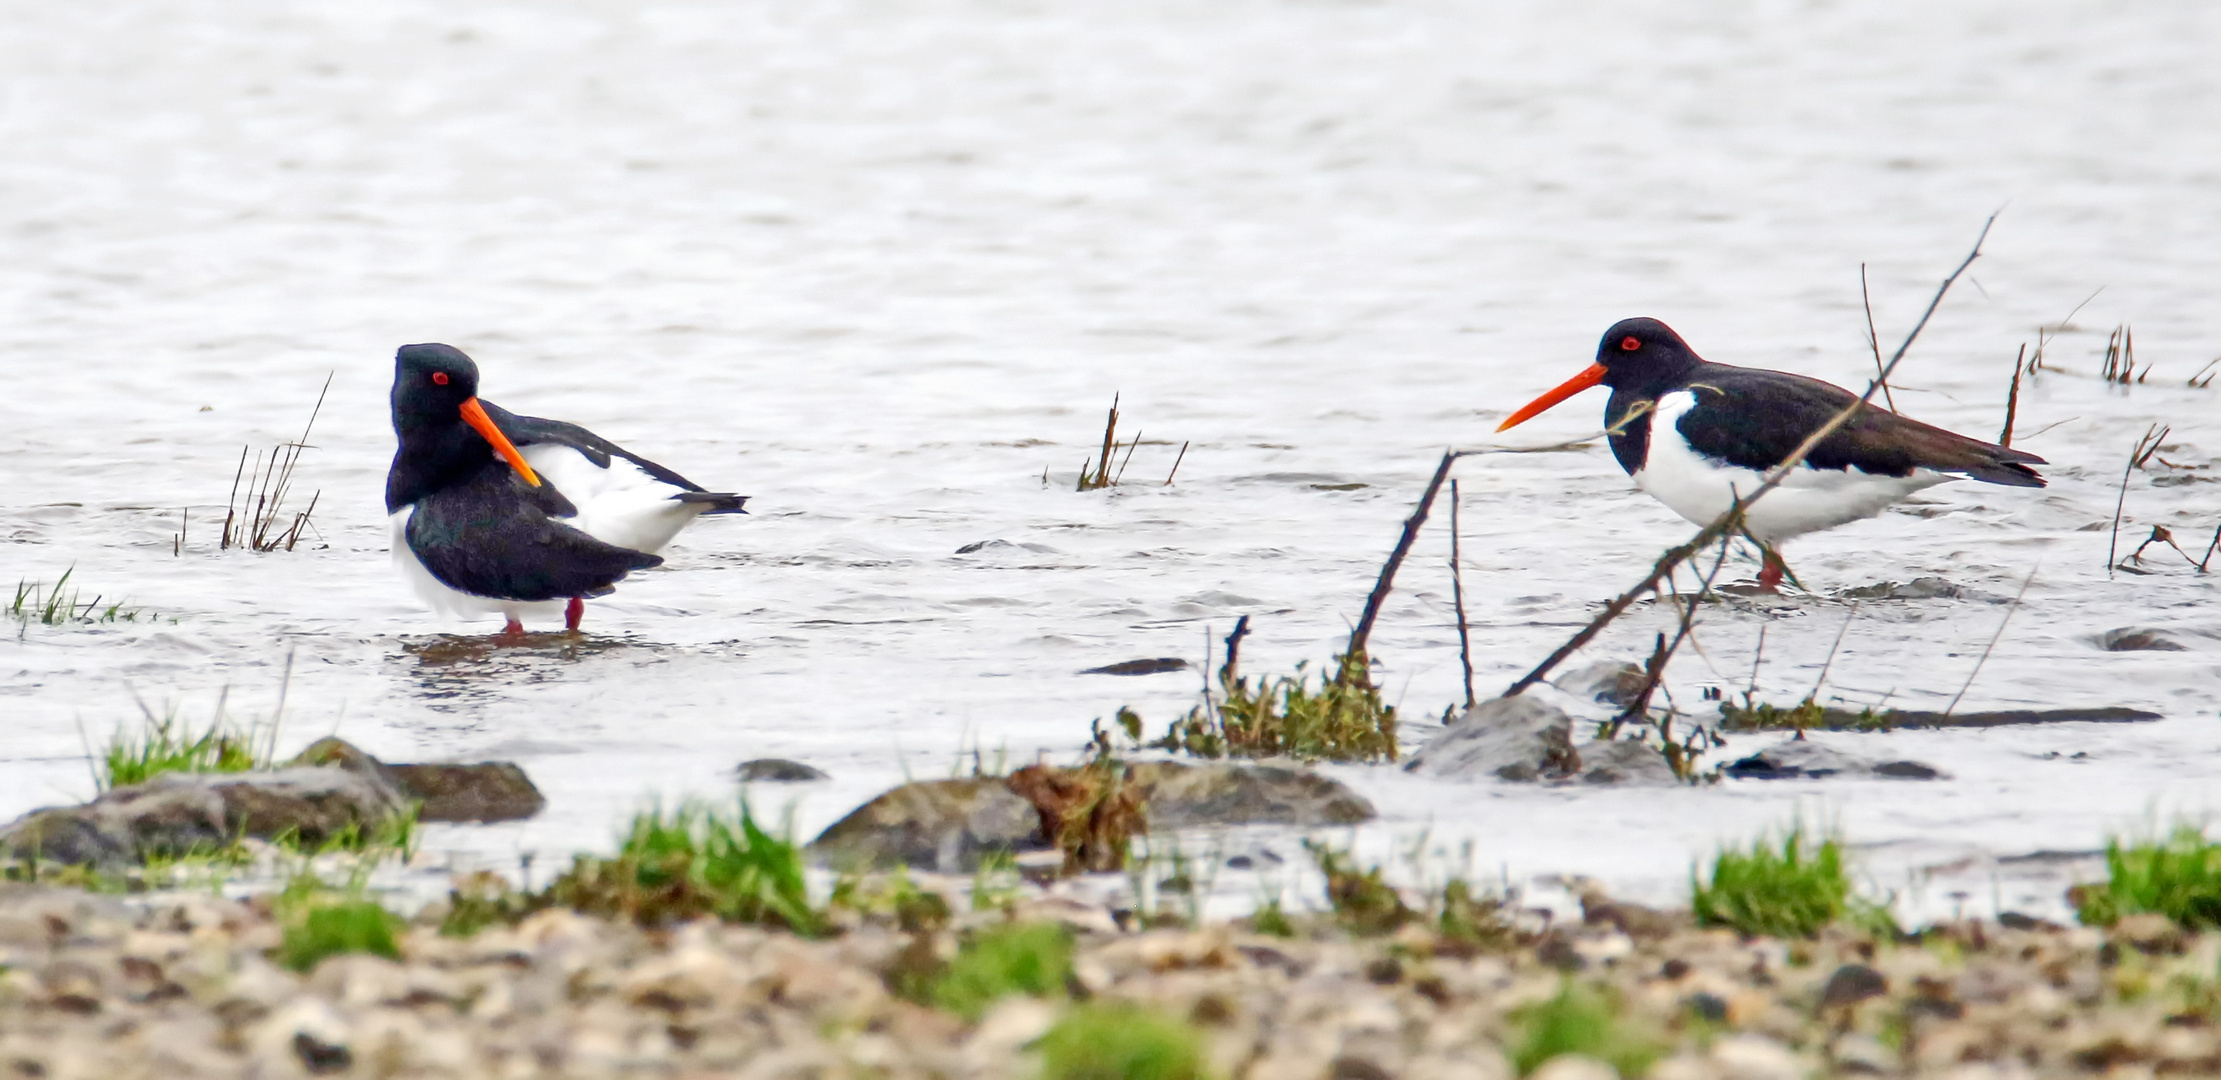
[1591,318,1704,394]
[386,343,542,511]
[392,343,481,425]
[1496,317,1707,432]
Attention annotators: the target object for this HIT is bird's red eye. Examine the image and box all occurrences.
[1620,336,1641,351]
[432,372,450,386]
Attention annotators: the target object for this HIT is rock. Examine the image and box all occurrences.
[1724,740,1945,781]
[385,763,545,823]
[2099,627,2188,652]
[1404,696,1579,781]
[1553,660,1648,706]
[1575,738,1680,785]
[291,737,544,823]
[1829,1033,1896,1075]
[736,759,830,782]
[1079,658,1190,676]
[1127,761,1375,827]
[1,768,409,866]
[809,779,1043,871]
[1818,963,1888,1009]
[1708,1034,1804,1080]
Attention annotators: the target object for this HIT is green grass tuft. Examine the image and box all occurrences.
[1509,981,1661,1078]
[549,799,824,935]
[1692,824,1889,939]
[1305,840,1413,936]
[929,922,1074,1022]
[1154,652,1396,763]
[2075,824,2221,930]
[12,569,145,627]
[99,705,273,791]
[1037,1002,1213,1080]
[277,876,404,972]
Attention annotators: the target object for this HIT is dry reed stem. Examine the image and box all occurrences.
[2190,358,2219,389]
[1449,478,1475,710]
[2000,343,2026,448]
[1162,441,1189,486]
[1076,394,1120,491]
[220,375,330,553]
[2198,524,2220,573]
[1504,214,1998,698]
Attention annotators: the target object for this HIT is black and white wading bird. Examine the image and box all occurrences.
[385,344,747,633]
[1497,318,2046,591]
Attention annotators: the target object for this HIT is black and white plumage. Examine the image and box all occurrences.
[384,343,747,632]
[1497,318,2045,589]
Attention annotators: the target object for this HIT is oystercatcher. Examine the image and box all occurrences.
[385,343,747,633]
[1497,318,2045,590]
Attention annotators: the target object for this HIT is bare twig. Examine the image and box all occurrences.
[1113,429,1142,485]
[1745,623,1768,701]
[1861,263,1898,412]
[1345,449,1462,682]
[1505,214,1998,697]
[1449,479,1475,710]
[2199,523,2220,573]
[1945,565,2039,715]
[1163,441,1189,485]
[2190,358,2219,389]
[1810,605,1858,701]
[1077,394,1120,491]
[2107,423,2170,576]
[1999,343,2025,448]
[1612,536,1734,737]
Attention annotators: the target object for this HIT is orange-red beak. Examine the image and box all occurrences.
[459,397,542,487]
[1496,363,1607,432]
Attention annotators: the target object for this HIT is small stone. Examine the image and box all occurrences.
[2111,912,2186,953]
[809,778,1042,871]
[1709,1034,1803,1080]
[1127,761,1375,828]
[385,763,546,822]
[1818,963,1888,1009]
[1553,660,1649,706]
[1527,1055,1619,1080]
[1079,657,1190,676]
[736,758,830,782]
[1830,1033,1896,1074]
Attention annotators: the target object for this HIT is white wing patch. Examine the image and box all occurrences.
[1633,391,1952,544]
[522,443,713,555]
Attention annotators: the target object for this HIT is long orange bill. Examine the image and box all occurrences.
[459,397,542,487]
[1496,362,1607,432]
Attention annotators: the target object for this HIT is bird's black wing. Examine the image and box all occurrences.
[479,400,749,514]
[405,461,663,602]
[1677,365,2047,488]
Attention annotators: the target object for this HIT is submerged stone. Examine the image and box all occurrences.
[736,758,831,782]
[289,737,544,823]
[1127,761,1375,827]
[1552,660,1648,706]
[1723,739,1945,781]
[2098,627,2188,652]
[810,778,1043,872]
[1403,696,1579,781]
[1079,657,1190,676]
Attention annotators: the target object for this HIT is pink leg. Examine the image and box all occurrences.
[565,597,585,632]
[500,618,525,636]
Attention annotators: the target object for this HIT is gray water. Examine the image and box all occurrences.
[4,0,2218,922]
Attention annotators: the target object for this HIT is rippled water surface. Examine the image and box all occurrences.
[4,0,2218,920]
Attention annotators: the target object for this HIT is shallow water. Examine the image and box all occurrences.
[3,0,2218,923]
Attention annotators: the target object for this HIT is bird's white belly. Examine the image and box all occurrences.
[522,444,709,555]
[1633,391,1953,544]
[388,509,564,623]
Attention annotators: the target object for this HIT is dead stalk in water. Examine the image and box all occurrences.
[2198,523,2220,573]
[1945,565,2039,715]
[2106,423,2170,577]
[2189,358,2218,390]
[1077,394,1120,491]
[221,374,330,553]
[1999,343,2026,448]
[1163,441,1189,485]
[1810,605,1857,701]
[1449,479,1475,710]
[1506,214,1997,697]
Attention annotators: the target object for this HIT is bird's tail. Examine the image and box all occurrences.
[675,492,750,514]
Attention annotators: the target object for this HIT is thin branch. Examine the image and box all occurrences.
[1345,448,1462,679]
[1999,343,2025,448]
[1506,213,1997,697]
[1945,565,2039,715]
[1861,263,1897,412]
[2107,423,2170,576]
[1163,441,1189,485]
[1809,604,1857,701]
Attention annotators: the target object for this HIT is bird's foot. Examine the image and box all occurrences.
[565,597,585,634]
[499,618,526,638]
[1756,550,1789,593]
